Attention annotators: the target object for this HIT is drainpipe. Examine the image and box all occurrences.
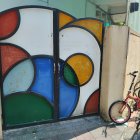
[126,0,130,25]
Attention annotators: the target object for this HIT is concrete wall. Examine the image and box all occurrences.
[123,30,140,97]
[100,26,129,120]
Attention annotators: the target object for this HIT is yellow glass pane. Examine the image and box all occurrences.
[67,54,94,85]
[59,12,74,29]
[71,19,103,44]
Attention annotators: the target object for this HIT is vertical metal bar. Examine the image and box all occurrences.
[98,22,104,114]
[53,10,59,120]
[0,47,6,129]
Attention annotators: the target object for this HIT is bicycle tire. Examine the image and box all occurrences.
[109,100,131,124]
[134,87,140,98]
[138,89,140,98]
[134,81,140,93]
[134,81,140,97]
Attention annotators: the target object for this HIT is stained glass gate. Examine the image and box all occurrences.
[0,6,103,129]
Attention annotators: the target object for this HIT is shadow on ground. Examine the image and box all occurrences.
[4,116,107,140]
[3,115,140,140]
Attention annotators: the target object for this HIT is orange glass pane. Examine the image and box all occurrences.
[71,19,103,44]
[67,54,94,85]
[0,10,19,39]
[59,12,74,29]
[84,90,99,114]
[0,45,29,76]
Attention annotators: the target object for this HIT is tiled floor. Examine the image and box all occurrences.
[3,114,140,140]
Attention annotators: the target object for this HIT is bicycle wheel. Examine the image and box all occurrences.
[134,87,140,98]
[138,89,140,98]
[109,101,131,124]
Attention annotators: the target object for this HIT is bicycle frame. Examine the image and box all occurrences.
[124,93,140,110]
[118,93,139,114]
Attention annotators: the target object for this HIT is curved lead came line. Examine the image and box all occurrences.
[28,55,55,92]
[2,58,29,81]
[59,25,102,51]
[29,56,54,103]
[27,59,36,92]
[4,91,54,108]
[57,59,80,118]
[66,83,80,118]
[58,11,76,20]
[134,81,140,91]
[59,77,80,118]
[4,91,54,125]
[3,59,34,96]
[63,53,94,87]
[59,27,100,115]
[61,61,80,87]
[59,17,103,31]
[83,89,100,115]
[0,43,31,77]
[0,5,76,26]
[0,42,31,57]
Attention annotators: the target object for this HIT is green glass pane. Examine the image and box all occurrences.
[4,93,53,126]
[64,64,79,86]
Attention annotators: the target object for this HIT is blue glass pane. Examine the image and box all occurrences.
[59,61,79,118]
[31,57,54,103]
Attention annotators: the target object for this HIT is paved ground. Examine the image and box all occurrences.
[3,115,140,140]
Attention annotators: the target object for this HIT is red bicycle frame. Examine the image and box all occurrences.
[124,93,140,110]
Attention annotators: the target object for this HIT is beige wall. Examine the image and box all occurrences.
[100,25,129,120]
[123,30,140,98]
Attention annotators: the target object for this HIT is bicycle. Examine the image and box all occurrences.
[109,71,140,124]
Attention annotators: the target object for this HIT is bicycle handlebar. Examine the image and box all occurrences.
[133,71,138,74]
[128,71,138,76]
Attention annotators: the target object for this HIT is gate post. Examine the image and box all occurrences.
[100,25,129,120]
[0,94,2,139]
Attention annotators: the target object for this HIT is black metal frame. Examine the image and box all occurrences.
[0,5,104,130]
[53,9,59,120]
